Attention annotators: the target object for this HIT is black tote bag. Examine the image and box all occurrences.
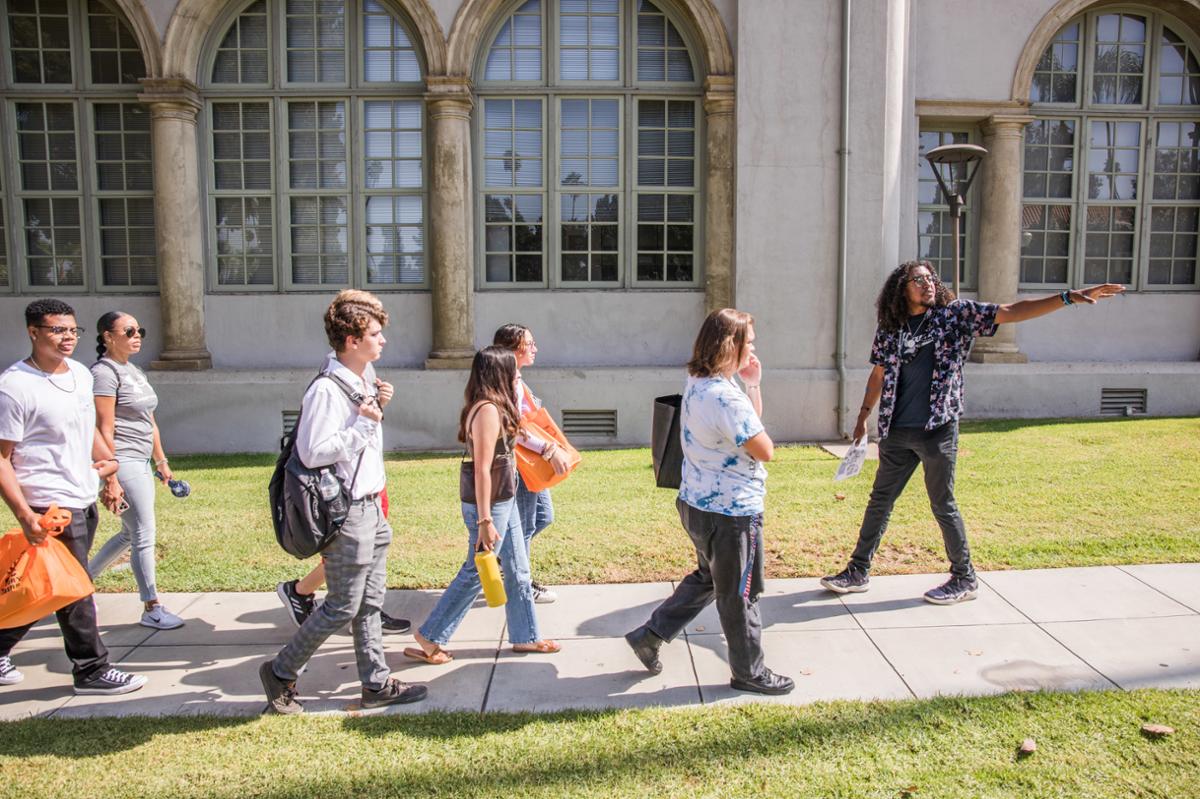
[651,394,684,489]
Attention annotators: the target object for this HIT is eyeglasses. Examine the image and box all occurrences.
[122,326,147,339]
[907,275,934,287]
[36,325,85,337]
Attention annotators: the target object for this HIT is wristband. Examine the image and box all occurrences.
[1060,290,1074,306]
[155,458,168,466]
[476,517,493,527]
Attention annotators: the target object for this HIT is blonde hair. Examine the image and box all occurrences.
[324,290,389,351]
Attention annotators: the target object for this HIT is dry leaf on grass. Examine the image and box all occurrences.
[1018,738,1036,758]
[834,493,846,501]
[1141,723,1175,737]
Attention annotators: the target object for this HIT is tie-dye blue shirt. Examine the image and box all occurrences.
[678,375,767,517]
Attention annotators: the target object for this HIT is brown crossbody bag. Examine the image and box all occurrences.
[459,401,517,504]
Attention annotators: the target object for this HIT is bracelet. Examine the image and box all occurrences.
[744,383,761,390]
[542,443,558,459]
[476,517,493,527]
[1060,290,1074,306]
[154,458,168,466]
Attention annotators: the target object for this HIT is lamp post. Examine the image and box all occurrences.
[925,143,987,297]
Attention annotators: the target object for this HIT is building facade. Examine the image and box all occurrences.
[0,0,1196,452]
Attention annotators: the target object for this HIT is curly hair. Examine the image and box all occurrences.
[324,290,389,351]
[24,298,76,327]
[876,260,955,333]
[687,308,754,378]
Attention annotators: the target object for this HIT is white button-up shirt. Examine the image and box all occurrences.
[294,352,385,499]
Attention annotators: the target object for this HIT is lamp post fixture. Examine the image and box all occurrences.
[925,143,987,297]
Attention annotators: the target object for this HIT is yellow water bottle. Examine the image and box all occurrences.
[474,547,507,608]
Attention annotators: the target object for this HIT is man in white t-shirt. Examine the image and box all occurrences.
[0,299,147,695]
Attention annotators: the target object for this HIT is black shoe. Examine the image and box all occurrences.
[259,660,303,715]
[380,612,412,634]
[276,580,316,628]
[730,668,794,696]
[624,626,664,674]
[923,574,979,605]
[820,565,870,594]
[73,667,148,695]
[361,677,428,709]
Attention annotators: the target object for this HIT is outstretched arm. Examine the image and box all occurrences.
[995,283,1125,325]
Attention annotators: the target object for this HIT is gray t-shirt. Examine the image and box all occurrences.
[91,358,158,461]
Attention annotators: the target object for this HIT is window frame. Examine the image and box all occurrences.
[473,0,705,292]
[0,0,153,295]
[201,0,429,294]
[1026,7,1200,292]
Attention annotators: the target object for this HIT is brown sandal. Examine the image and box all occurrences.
[403,646,453,665]
[512,639,561,654]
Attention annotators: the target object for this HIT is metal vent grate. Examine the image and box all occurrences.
[561,409,618,438]
[1100,388,1147,416]
[282,410,301,437]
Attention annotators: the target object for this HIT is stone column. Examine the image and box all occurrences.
[972,113,1034,363]
[703,76,736,313]
[138,78,212,370]
[424,77,476,369]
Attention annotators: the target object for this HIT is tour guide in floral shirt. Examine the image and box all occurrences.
[821,260,1125,605]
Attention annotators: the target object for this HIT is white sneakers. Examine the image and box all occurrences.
[0,656,24,685]
[140,603,185,630]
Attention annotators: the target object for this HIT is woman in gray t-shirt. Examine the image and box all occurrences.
[87,312,184,631]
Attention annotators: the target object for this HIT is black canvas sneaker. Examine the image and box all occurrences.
[74,667,148,695]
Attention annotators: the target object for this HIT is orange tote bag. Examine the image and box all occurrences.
[0,506,94,630]
[514,387,581,492]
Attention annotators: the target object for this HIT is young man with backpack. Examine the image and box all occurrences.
[260,290,426,713]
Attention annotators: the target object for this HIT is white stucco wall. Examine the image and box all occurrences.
[911,0,1057,101]
[0,297,164,367]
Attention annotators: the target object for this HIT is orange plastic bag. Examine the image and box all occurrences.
[0,506,94,630]
[515,406,582,493]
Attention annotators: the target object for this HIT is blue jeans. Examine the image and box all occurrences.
[516,480,554,548]
[419,496,540,645]
[89,458,158,602]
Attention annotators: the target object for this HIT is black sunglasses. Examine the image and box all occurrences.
[119,326,147,339]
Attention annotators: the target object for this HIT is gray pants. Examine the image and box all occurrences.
[646,498,766,682]
[89,458,158,602]
[850,421,974,579]
[272,498,391,691]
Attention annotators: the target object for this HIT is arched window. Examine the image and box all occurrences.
[1023,8,1200,290]
[202,0,426,291]
[0,0,153,292]
[475,0,703,289]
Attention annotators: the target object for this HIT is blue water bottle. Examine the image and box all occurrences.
[155,470,191,498]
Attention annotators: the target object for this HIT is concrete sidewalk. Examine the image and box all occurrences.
[3,564,1198,720]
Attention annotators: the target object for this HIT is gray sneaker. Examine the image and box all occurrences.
[820,565,870,594]
[923,575,979,605]
[259,660,303,715]
[140,603,185,630]
[361,677,428,709]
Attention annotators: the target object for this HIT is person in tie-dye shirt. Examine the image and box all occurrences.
[625,308,794,696]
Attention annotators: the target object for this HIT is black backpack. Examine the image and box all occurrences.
[269,372,369,560]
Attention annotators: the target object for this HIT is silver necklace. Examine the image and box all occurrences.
[26,356,77,393]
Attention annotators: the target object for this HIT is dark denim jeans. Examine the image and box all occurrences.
[849,421,975,579]
[646,498,766,682]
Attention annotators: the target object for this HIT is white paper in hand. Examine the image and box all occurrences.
[834,437,868,482]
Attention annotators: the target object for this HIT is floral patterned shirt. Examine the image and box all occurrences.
[869,299,999,440]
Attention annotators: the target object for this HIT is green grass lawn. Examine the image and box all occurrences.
[8,416,1185,592]
[2,690,1196,798]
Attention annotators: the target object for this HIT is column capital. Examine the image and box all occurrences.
[703,75,736,116]
[982,114,1035,138]
[425,76,474,120]
[138,78,202,123]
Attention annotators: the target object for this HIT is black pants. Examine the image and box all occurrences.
[849,421,974,579]
[646,498,766,682]
[0,504,109,682]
